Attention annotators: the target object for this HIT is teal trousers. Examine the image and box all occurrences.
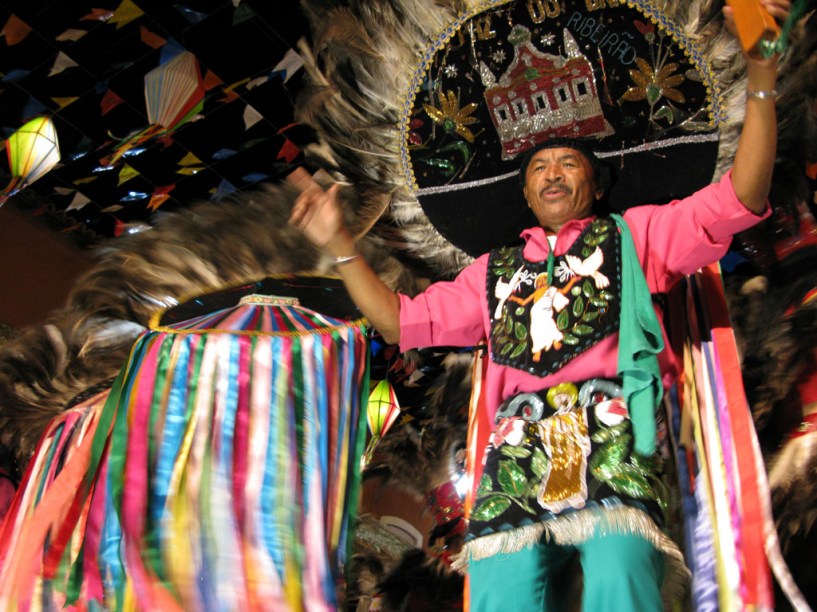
[468,529,665,611]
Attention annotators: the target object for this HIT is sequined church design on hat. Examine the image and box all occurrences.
[479,25,613,160]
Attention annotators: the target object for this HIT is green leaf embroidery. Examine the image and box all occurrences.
[582,247,592,258]
[497,459,528,496]
[515,307,525,316]
[562,334,579,345]
[500,445,532,459]
[514,322,527,340]
[531,446,549,478]
[500,342,513,356]
[571,285,582,296]
[477,474,493,496]
[573,324,593,336]
[606,466,653,500]
[556,309,570,331]
[584,232,609,247]
[590,298,609,308]
[599,291,615,300]
[572,296,585,317]
[582,280,595,297]
[471,495,512,522]
[504,316,513,334]
[584,311,599,322]
[591,421,630,444]
[510,342,527,358]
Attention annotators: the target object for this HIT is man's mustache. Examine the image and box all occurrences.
[540,182,572,196]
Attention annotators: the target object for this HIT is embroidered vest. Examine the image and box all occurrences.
[487,218,621,377]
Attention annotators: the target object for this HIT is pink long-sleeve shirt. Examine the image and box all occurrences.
[399,171,769,422]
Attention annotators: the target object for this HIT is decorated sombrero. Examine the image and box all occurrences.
[400,0,724,256]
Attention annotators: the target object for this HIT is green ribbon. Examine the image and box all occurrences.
[546,242,555,285]
[759,0,808,58]
[611,214,664,457]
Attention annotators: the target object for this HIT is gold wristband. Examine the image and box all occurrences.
[747,89,778,100]
[334,254,360,265]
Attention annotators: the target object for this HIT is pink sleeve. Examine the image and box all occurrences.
[398,255,490,351]
[624,169,771,293]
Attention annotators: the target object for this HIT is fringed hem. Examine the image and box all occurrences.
[453,505,690,609]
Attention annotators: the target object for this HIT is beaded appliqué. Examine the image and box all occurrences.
[487,218,621,377]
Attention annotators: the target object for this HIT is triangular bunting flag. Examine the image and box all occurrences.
[243,104,263,130]
[109,0,144,29]
[202,70,223,91]
[158,37,186,64]
[211,178,237,201]
[82,9,115,22]
[55,29,88,42]
[49,52,79,77]
[100,89,124,115]
[140,26,165,49]
[147,184,175,211]
[2,15,32,45]
[277,138,300,164]
[271,49,304,84]
[51,97,79,109]
[66,191,90,211]
[178,152,201,166]
[233,3,255,26]
[117,164,139,185]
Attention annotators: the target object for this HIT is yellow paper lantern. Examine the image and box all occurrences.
[1,116,60,203]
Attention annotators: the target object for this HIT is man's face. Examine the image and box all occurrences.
[522,147,603,232]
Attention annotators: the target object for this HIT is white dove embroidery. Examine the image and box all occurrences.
[564,247,609,289]
[494,265,525,320]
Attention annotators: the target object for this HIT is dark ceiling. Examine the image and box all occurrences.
[0,0,311,244]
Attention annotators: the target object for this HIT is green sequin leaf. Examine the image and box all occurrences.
[562,334,579,345]
[497,459,528,496]
[471,495,512,522]
[599,291,616,300]
[606,465,653,500]
[515,307,525,316]
[584,232,609,247]
[584,311,599,322]
[590,435,633,480]
[514,322,527,340]
[556,309,570,331]
[500,342,513,356]
[510,342,527,358]
[571,285,582,296]
[504,316,513,334]
[590,298,608,308]
[572,296,585,317]
[573,324,593,336]
[531,446,549,478]
[582,247,592,258]
[582,280,595,297]
[477,474,493,496]
[500,445,532,459]
[591,421,630,444]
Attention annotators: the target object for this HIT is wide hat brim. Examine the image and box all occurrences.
[400,0,723,257]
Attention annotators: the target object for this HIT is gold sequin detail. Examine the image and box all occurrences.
[536,408,590,512]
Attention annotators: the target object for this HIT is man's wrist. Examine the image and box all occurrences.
[325,230,356,260]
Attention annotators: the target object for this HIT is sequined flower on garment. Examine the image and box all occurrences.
[620,58,685,106]
[423,90,479,143]
[489,417,525,447]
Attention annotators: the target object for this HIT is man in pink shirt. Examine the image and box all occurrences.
[290,2,786,608]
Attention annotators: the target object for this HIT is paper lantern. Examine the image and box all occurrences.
[144,50,204,129]
[0,116,60,204]
[364,379,401,464]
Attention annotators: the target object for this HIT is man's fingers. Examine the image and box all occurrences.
[286,167,316,194]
